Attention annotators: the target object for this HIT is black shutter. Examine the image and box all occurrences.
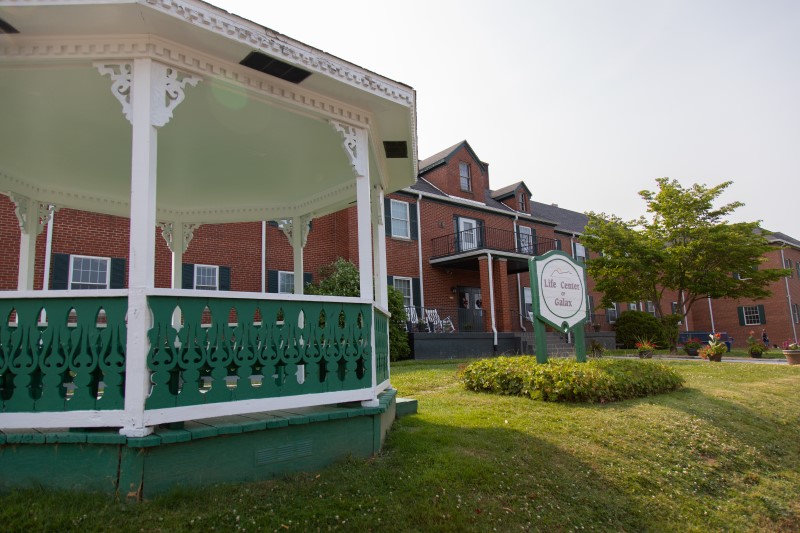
[182,263,194,289]
[303,272,313,287]
[219,266,231,291]
[412,278,421,309]
[409,203,418,241]
[555,239,562,250]
[109,258,126,289]
[51,253,70,290]
[384,199,392,236]
[267,270,278,293]
[737,306,745,326]
[477,219,485,248]
[757,304,766,324]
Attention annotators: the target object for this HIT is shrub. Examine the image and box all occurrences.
[460,356,684,403]
[306,257,410,361]
[615,310,666,349]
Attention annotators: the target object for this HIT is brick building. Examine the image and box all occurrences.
[2,140,798,355]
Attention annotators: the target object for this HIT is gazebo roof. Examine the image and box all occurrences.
[0,0,417,223]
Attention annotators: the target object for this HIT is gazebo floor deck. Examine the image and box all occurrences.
[0,389,410,500]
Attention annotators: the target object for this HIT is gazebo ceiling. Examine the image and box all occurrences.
[0,0,417,223]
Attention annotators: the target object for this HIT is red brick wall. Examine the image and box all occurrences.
[420,145,489,204]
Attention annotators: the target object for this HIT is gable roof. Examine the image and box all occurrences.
[529,201,589,235]
[766,231,800,249]
[418,140,488,175]
[490,181,531,201]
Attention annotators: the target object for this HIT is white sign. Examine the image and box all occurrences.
[535,255,586,329]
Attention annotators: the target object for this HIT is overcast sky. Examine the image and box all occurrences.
[215,0,799,237]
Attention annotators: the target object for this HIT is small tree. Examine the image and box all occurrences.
[306,257,409,360]
[583,178,789,347]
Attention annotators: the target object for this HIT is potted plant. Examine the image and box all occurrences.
[699,333,726,362]
[746,330,766,358]
[635,336,656,359]
[781,340,800,365]
[682,337,702,356]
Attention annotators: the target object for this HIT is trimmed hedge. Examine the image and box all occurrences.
[461,357,684,403]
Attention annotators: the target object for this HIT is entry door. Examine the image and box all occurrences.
[459,218,478,252]
[458,287,484,332]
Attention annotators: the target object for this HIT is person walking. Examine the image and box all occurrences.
[762,329,769,347]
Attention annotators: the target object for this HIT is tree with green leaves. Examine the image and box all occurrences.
[583,178,788,334]
[306,257,410,360]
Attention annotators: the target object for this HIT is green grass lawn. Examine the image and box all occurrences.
[2,359,799,532]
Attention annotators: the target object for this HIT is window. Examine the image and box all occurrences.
[458,217,480,251]
[278,271,295,294]
[390,199,410,239]
[393,277,413,308]
[587,294,596,323]
[607,303,618,323]
[518,226,535,254]
[741,305,763,326]
[518,193,527,212]
[69,255,110,289]
[524,287,533,319]
[793,303,800,324]
[646,301,656,316]
[459,162,472,192]
[628,302,638,312]
[573,242,586,262]
[785,258,794,277]
[671,301,683,324]
[194,265,219,290]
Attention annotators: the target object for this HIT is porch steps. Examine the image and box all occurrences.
[0,389,398,500]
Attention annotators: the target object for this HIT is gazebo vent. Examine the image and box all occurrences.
[239,51,311,84]
[383,141,409,159]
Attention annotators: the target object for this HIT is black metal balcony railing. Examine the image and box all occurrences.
[431,226,559,259]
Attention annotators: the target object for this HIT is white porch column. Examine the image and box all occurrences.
[278,216,311,295]
[372,186,388,309]
[11,194,54,290]
[331,122,373,300]
[97,58,201,437]
[159,222,200,289]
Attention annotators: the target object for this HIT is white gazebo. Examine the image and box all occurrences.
[0,0,416,444]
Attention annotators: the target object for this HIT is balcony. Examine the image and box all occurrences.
[430,226,560,272]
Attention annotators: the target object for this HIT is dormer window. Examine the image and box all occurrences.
[459,162,472,192]
[518,192,527,212]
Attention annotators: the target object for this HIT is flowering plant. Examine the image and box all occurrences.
[699,333,726,360]
[682,337,702,354]
[747,330,766,356]
[634,336,656,358]
[782,340,800,351]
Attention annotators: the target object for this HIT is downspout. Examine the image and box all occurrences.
[42,205,54,290]
[487,252,498,351]
[780,248,798,343]
[261,220,266,293]
[513,214,526,331]
[707,296,716,334]
[416,192,425,309]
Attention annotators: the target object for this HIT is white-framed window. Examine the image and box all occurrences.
[793,303,799,325]
[587,294,595,323]
[646,300,656,316]
[459,162,472,192]
[518,192,527,212]
[278,271,295,294]
[393,277,413,308]
[607,303,618,323]
[573,242,586,262]
[671,301,683,324]
[785,258,794,277]
[194,264,219,290]
[69,255,110,290]
[742,305,761,326]
[518,226,534,254]
[390,199,410,239]
[628,302,638,311]
[524,287,533,319]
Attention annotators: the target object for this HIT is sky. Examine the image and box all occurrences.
[214,0,800,237]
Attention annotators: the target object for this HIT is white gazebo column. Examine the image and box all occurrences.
[280,215,312,295]
[371,186,388,309]
[97,58,200,436]
[11,194,54,291]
